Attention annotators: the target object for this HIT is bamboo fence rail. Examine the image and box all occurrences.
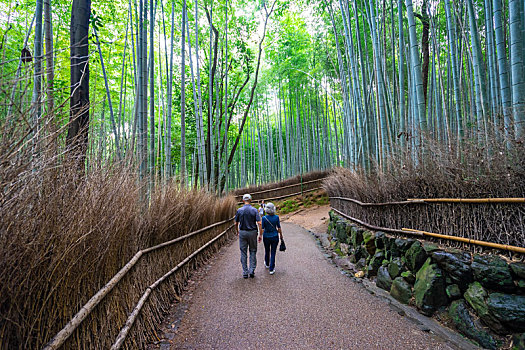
[330,197,525,254]
[407,198,525,203]
[332,196,525,205]
[111,223,236,349]
[401,228,525,254]
[331,207,417,235]
[330,196,426,206]
[236,187,323,205]
[234,178,326,198]
[43,217,235,350]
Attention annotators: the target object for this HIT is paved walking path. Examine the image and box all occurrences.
[171,222,452,349]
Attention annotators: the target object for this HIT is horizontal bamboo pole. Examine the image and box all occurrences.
[402,228,525,254]
[330,196,426,206]
[332,196,525,206]
[330,206,525,254]
[234,177,326,198]
[43,217,234,350]
[237,187,323,205]
[111,224,236,350]
[407,197,525,204]
[331,207,416,236]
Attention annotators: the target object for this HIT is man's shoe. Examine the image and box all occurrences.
[269,269,275,275]
[249,273,255,278]
[243,274,249,279]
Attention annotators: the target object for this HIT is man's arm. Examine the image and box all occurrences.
[257,220,263,243]
[236,221,240,235]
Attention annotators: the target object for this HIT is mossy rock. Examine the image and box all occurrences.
[335,222,350,244]
[363,231,376,256]
[383,236,397,259]
[393,238,414,257]
[367,250,385,277]
[487,292,525,333]
[377,266,393,291]
[512,333,525,350]
[510,262,525,280]
[405,241,427,272]
[448,300,498,350]
[472,254,514,293]
[354,245,369,262]
[446,284,462,300]
[431,250,473,291]
[464,282,505,334]
[390,277,412,304]
[401,270,416,285]
[388,258,405,279]
[422,242,441,254]
[414,258,448,316]
[350,225,363,248]
[374,231,386,250]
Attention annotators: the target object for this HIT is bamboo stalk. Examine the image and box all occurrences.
[407,198,525,203]
[43,218,234,350]
[111,224,235,350]
[402,228,525,254]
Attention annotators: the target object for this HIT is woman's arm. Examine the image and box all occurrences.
[277,227,283,239]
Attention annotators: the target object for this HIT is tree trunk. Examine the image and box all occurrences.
[180,0,187,185]
[510,0,525,139]
[32,0,43,147]
[419,0,430,104]
[66,0,91,166]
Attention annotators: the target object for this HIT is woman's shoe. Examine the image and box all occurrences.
[269,269,275,275]
[264,263,269,268]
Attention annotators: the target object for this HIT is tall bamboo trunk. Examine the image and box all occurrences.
[66,0,91,167]
[510,0,525,139]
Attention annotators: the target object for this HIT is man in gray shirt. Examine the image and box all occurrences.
[235,194,262,278]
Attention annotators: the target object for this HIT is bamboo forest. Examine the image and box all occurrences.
[2,0,525,192]
[2,0,525,349]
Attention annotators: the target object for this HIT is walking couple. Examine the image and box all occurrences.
[235,194,284,278]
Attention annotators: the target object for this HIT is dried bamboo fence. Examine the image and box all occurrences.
[232,170,329,202]
[42,218,235,350]
[329,196,525,254]
[236,187,323,205]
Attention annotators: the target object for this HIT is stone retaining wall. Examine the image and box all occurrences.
[328,211,525,350]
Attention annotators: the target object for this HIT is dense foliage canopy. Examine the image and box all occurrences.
[1,0,524,192]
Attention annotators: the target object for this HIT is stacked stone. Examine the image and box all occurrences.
[327,211,525,350]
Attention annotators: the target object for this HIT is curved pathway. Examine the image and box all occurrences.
[171,222,452,349]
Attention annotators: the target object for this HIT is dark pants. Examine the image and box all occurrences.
[263,236,279,271]
[239,230,258,275]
